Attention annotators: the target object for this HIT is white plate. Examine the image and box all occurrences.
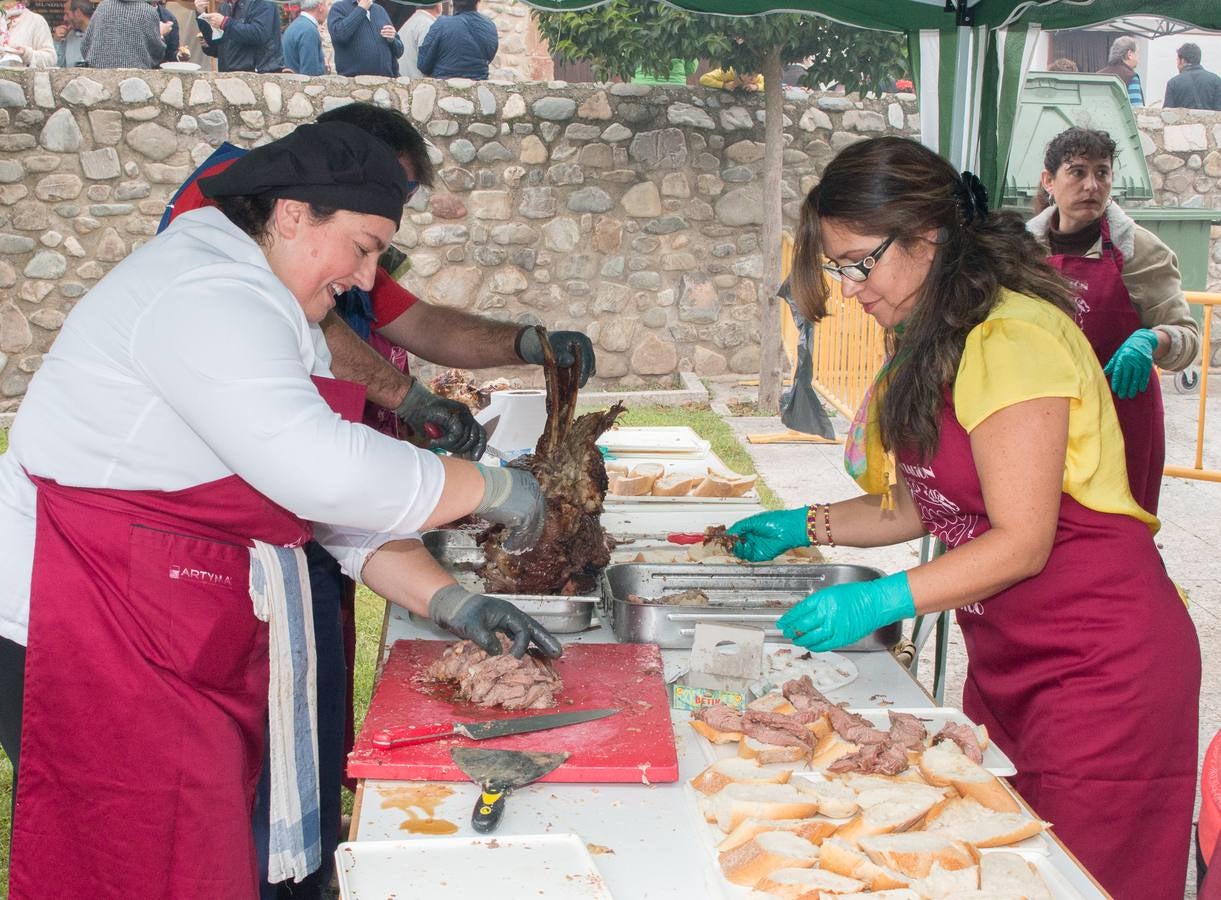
[763,646,858,694]
[160,61,201,71]
[845,707,1017,777]
[335,834,614,899]
[978,848,1091,898]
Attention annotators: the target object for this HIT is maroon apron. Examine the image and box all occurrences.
[897,393,1199,900]
[10,377,365,899]
[1048,216,1165,515]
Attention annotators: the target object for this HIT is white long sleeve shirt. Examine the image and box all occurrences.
[0,208,444,645]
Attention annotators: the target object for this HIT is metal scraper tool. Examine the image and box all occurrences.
[450,747,570,834]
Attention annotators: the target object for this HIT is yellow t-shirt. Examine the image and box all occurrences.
[953,289,1158,531]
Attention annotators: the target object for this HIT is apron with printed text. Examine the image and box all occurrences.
[1048,216,1165,515]
[897,392,1198,899]
[9,377,365,899]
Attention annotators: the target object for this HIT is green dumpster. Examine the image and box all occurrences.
[1003,72,1220,328]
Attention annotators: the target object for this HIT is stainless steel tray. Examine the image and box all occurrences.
[406,592,597,635]
[601,563,901,651]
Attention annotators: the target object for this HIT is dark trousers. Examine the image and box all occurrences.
[252,541,347,899]
[0,636,24,821]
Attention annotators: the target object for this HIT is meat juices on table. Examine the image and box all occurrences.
[478,326,626,595]
[424,638,563,710]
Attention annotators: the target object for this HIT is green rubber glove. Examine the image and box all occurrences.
[726,507,809,562]
[1102,328,1158,401]
[777,572,915,653]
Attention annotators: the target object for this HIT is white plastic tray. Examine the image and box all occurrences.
[598,426,711,455]
[335,834,614,899]
[844,707,1018,777]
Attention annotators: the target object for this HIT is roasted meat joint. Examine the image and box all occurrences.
[479,326,625,595]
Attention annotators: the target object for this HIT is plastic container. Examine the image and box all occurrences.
[1199,728,1221,879]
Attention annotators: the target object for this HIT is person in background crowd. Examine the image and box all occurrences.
[1028,127,1199,515]
[52,0,92,67]
[728,136,1199,900]
[282,0,327,75]
[395,0,436,78]
[1047,57,1077,72]
[154,0,179,64]
[195,0,283,73]
[416,0,496,80]
[0,0,56,68]
[1097,35,1144,106]
[82,0,170,69]
[327,0,400,77]
[1165,42,1221,111]
[699,66,763,91]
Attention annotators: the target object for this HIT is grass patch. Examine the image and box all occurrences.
[593,403,782,510]
[0,429,7,454]
[342,586,387,817]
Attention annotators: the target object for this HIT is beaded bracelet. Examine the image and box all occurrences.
[822,502,836,548]
[805,505,821,546]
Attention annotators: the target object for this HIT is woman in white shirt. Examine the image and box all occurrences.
[0,121,556,898]
[0,1,56,67]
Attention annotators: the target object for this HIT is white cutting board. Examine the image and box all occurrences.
[335,834,614,899]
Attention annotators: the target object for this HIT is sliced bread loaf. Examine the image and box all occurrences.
[719,831,819,886]
[858,832,980,878]
[690,756,792,795]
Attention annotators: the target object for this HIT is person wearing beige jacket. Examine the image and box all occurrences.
[1030,126,1200,516]
[0,1,56,68]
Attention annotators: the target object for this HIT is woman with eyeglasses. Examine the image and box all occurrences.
[1030,127,1199,516]
[0,122,559,899]
[728,136,1198,898]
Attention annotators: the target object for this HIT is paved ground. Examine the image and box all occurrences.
[709,371,1221,896]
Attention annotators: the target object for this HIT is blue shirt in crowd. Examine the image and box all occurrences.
[417,10,497,80]
[282,12,325,75]
[327,0,402,77]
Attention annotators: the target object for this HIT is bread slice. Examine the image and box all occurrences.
[919,740,1019,813]
[818,837,912,891]
[809,733,860,770]
[832,795,939,846]
[651,473,699,496]
[690,756,792,795]
[689,718,743,745]
[719,831,819,886]
[908,862,980,896]
[608,472,654,496]
[718,816,841,853]
[858,832,980,879]
[979,851,1052,899]
[791,778,860,819]
[739,735,810,765]
[712,783,822,834]
[747,691,799,716]
[923,798,1048,848]
[631,462,664,488]
[753,866,866,898]
[852,782,952,813]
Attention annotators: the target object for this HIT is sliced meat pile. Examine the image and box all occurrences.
[692,702,744,734]
[932,721,984,763]
[479,327,626,595]
[887,710,929,750]
[429,369,489,413]
[824,707,918,776]
[700,525,741,556]
[826,706,890,746]
[827,741,911,776]
[424,638,563,710]
[743,710,816,750]
[782,675,837,717]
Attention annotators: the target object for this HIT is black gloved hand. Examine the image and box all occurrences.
[515,328,597,387]
[474,465,546,552]
[429,585,563,659]
[394,380,487,459]
[378,246,410,280]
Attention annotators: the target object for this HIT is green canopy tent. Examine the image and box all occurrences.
[508,0,1221,199]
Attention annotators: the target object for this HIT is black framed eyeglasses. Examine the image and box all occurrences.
[820,237,895,283]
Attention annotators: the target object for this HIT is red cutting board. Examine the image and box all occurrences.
[348,640,679,783]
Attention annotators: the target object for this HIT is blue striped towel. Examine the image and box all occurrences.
[249,542,321,884]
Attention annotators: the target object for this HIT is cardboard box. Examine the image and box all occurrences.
[670,623,765,713]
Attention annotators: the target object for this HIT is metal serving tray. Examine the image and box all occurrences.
[601,563,901,651]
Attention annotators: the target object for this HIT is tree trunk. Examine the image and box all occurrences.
[757,47,785,412]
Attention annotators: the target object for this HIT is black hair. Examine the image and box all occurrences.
[68,0,95,16]
[316,102,435,189]
[452,0,478,12]
[1178,43,1202,66]
[216,195,336,243]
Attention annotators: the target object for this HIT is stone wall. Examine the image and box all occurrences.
[0,69,1217,411]
[482,0,554,83]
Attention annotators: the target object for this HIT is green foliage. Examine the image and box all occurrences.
[534,0,908,94]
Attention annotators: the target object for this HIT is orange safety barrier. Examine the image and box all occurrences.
[809,279,887,420]
[1163,290,1221,485]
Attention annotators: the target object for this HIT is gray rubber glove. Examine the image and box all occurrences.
[475,465,546,552]
[395,379,487,459]
[516,328,597,387]
[429,584,563,658]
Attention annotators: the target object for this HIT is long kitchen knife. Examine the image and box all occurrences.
[372,707,619,750]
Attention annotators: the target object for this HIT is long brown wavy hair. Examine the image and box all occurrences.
[791,137,1076,459]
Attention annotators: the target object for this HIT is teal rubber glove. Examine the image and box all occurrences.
[777,572,914,653]
[726,507,809,562]
[1102,328,1158,400]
